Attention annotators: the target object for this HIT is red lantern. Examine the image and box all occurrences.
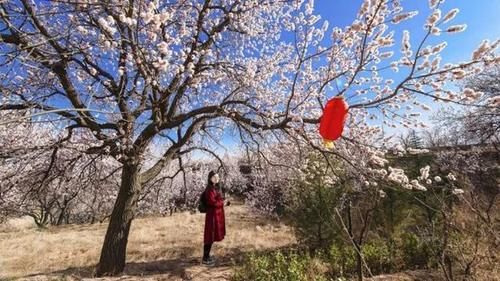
[319,96,349,144]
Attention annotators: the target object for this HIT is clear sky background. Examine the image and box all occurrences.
[316,0,500,65]
[215,0,500,156]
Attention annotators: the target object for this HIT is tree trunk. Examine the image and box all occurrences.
[356,246,363,281]
[347,201,363,281]
[95,163,142,276]
[56,199,68,226]
[56,207,66,225]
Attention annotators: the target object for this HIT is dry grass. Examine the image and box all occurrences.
[365,270,445,281]
[0,202,296,281]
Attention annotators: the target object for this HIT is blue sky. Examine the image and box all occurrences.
[316,0,500,64]
[216,0,500,155]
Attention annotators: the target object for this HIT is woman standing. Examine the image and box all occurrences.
[202,171,226,265]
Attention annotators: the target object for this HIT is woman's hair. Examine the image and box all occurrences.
[206,170,218,188]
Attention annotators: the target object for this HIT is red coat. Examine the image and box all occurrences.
[204,186,226,244]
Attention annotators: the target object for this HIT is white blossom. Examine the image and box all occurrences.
[370,154,389,167]
[443,8,459,23]
[487,96,500,107]
[472,40,491,60]
[429,0,440,9]
[378,189,386,198]
[447,24,467,33]
[411,180,427,191]
[419,165,430,180]
[408,148,430,154]
[402,30,411,53]
[392,11,419,24]
[427,9,441,26]
[463,88,483,101]
[388,167,409,185]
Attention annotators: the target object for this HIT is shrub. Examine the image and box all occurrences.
[326,244,356,277]
[361,239,392,275]
[326,239,392,277]
[232,251,331,281]
[286,181,343,251]
[285,154,346,251]
[400,232,433,269]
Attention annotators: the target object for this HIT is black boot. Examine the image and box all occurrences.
[202,243,215,265]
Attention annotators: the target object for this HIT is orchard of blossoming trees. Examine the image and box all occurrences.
[0,112,247,223]
[0,0,498,276]
[0,112,118,225]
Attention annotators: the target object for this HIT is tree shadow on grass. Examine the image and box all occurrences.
[17,246,266,280]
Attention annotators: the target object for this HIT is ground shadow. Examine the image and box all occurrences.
[17,246,275,280]
[17,245,297,280]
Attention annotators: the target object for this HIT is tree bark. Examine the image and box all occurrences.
[346,201,363,281]
[356,245,363,281]
[95,163,142,276]
[56,205,66,226]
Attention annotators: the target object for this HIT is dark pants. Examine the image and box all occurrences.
[203,243,213,260]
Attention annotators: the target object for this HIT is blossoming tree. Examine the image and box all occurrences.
[0,111,120,225]
[0,0,498,276]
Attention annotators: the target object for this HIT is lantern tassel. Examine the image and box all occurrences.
[323,139,335,149]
